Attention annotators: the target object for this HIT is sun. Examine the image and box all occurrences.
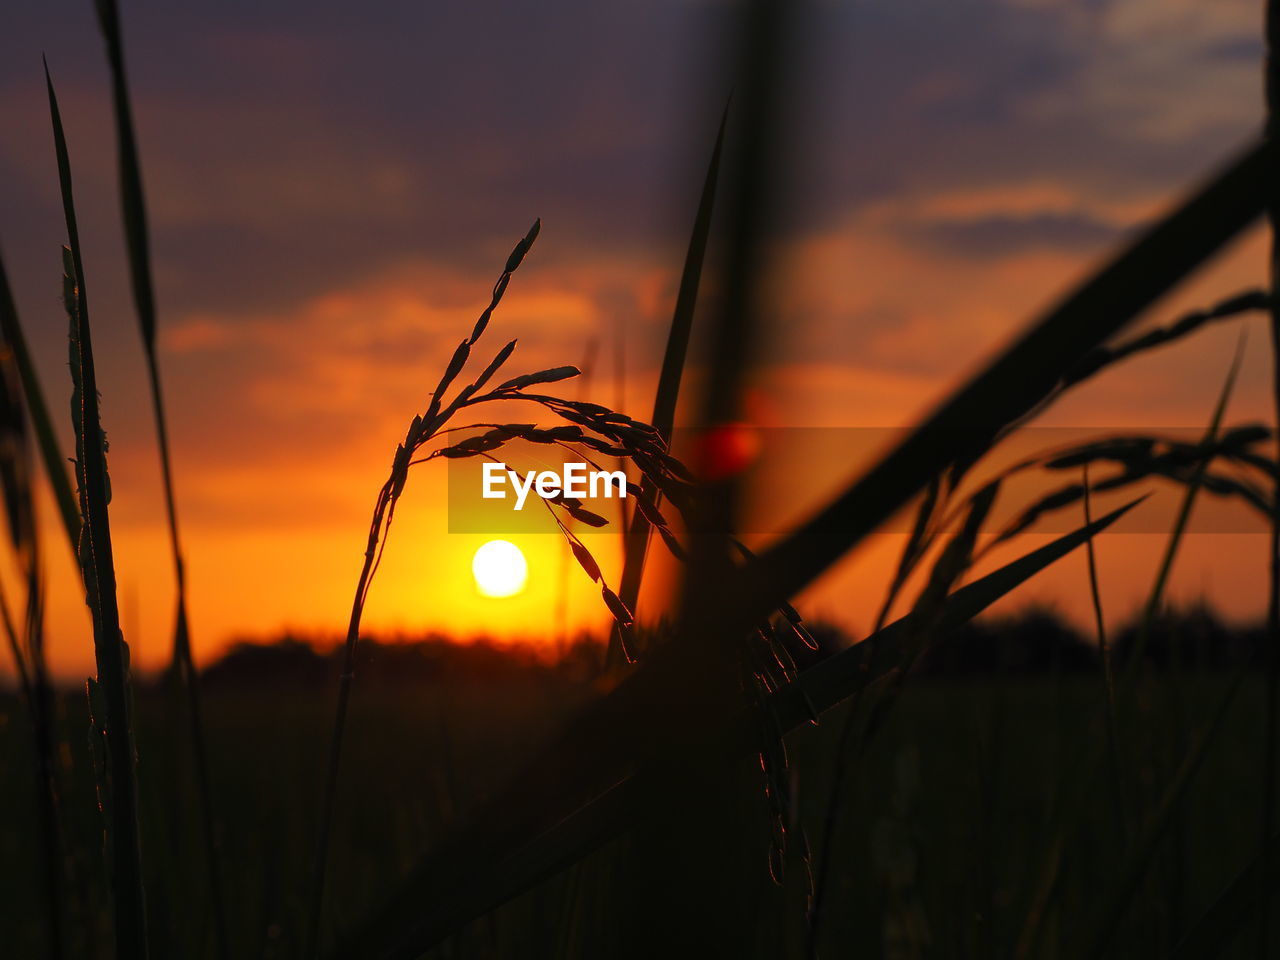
[471,539,529,598]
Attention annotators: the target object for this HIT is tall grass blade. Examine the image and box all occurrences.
[91,2,227,953]
[332,497,1141,959]
[665,0,794,691]
[46,62,149,959]
[648,2,792,939]
[614,102,728,645]
[1125,339,1244,682]
[0,246,80,553]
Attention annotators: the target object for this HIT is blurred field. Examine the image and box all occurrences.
[1,630,1273,959]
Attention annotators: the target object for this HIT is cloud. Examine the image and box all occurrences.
[1008,0,1262,143]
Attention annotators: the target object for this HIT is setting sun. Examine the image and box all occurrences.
[471,540,529,598]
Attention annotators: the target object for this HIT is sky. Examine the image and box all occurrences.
[0,0,1276,678]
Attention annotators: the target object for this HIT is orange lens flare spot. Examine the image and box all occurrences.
[695,422,761,482]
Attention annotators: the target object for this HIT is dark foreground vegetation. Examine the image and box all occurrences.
[0,609,1273,958]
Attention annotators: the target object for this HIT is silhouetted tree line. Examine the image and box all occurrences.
[193,605,1265,690]
[199,632,609,689]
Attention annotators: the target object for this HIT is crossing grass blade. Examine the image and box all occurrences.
[742,139,1270,638]
[91,2,227,954]
[46,61,149,960]
[330,497,1141,959]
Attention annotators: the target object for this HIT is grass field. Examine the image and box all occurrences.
[0,650,1273,958]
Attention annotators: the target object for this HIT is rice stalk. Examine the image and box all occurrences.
[305,219,685,956]
[46,63,148,958]
[90,3,226,953]
[881,285,1269,616]
[863,421,1270,664]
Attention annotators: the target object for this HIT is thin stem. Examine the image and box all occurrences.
[1083,464,1128,841]
[305,480,392,958]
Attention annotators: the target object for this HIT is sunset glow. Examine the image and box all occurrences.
[1,0,1274,680]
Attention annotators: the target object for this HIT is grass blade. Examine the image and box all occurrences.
[0,245,80,553]
[91,3,227,953]
[94,0,157,349]
[654,103,729,444]
[1083,464,1129,841]
[1125,339,1244,681]
[46,62,149,959]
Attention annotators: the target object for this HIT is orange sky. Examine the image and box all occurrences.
[1,0,1276,678]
